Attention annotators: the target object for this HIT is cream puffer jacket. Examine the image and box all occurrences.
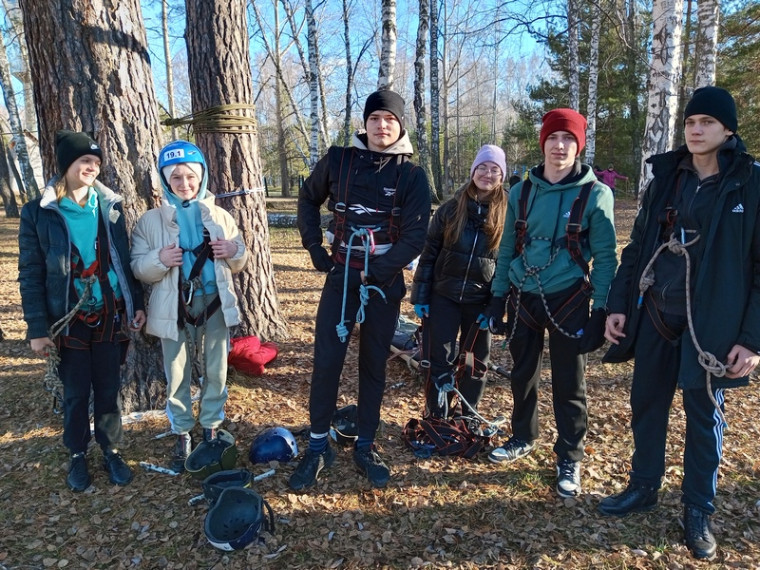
[130,196,247,341]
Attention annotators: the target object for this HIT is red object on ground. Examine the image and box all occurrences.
[228,336,279,376]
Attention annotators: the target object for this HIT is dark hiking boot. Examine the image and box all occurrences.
[103,450,133,486]
[171,433,193,473]
[67,452,91,492]
[203,428,218,442]
[598,482,658,516]
[488,437,535,464]
[353,444,390,488]
[289,443,336,491]
[683,505,717,560]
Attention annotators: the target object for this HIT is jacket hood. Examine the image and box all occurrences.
[528,161,598,192]
[40,178,122,210]
[648,134,750,180]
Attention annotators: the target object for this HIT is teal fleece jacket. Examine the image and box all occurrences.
[491,162,617,309]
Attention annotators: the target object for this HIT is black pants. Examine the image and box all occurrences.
[59,318,126,455]
[630,307,725,514]
[507,282,589,462]
[421,293,490,417]
[309,266,405,441]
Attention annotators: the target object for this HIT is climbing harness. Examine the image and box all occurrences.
[335,227,387,342]
[503,180,596,345]
[44,208,120,413]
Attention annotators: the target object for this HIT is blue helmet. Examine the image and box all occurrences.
[204,487,275,551]
[249,427,298,464]
[157,140,208,198]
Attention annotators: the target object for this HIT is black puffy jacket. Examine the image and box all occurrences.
[18,181,144,340]
[411,193,500,306]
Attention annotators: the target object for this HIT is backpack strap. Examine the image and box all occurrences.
[513,179,532,255]
[564,181,595,278]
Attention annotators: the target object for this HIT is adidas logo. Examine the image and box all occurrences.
[732,203,744,213]
[563,210,571,218]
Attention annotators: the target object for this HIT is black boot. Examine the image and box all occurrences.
[103,449,133,486]
[597,482,658,516]
[171,433,193,473]
[203,427,218,442]
[683,505,717,560]
[66,452,91,492]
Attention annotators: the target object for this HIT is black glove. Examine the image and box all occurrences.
[308,244,334,273]
[578,308,607,354]
[484,295,507,335]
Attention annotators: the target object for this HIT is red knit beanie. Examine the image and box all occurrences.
[539,108,587,153]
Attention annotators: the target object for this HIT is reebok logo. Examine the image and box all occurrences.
[563,210,571,218]
[732,203,744,213]
[383,187,396,197]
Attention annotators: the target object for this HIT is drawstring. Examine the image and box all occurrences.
[335,227,387,342]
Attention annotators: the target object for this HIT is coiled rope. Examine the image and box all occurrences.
[335,228,387,342]
[638,234,727,426]
[162,104,258,135]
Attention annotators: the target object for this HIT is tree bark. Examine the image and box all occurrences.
[0,133,20,218]
[304,0,322,169]
[19,0,167,413]
[0,25,39,201]
[584,0,601,166]
[429,0,442,197]
[414,0,434,186]
[694,0,719,87]
[185,0,288,341]
[567,0,580,111]
[638,0,683,196]
[162,0,178,140]
[378,0,397,90]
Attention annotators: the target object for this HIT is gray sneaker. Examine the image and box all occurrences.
[288,444,336,491]
[556,459,581,498]
[488,437,535,464]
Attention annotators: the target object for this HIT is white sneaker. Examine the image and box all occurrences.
[556,459,581,498]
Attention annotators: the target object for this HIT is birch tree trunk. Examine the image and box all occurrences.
[0,25,39,201]
[414,0,433,185]
[19,0,167,413]
[272,3,290,197]
[639,0,684,197]
[305,0,322,169]
[378,0,397,90]
[567,0,580,111]
[693,0,719,87]
[0,131,19,217]
[429,0,442,197]
[185,0,288,341]
[585,0,601,166]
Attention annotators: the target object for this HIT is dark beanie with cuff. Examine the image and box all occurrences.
[363,90,405,131]
[683,86,738,132]
[56,130,103,174]
[539,108,587,153]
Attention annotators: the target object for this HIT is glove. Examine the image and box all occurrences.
[308,244,334,273]
[578,308,607,354]
[484,295,507,334]
[414,304,430,319]
[476,313,489,330]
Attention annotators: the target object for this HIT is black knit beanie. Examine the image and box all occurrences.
[684,86,738,132]
[363,90,405,131]
[56,130,103,174]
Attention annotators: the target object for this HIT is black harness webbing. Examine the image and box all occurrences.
[514,179,596,277]
[68,209,118,339]
[177,229,221,328]
[331,148,411,268]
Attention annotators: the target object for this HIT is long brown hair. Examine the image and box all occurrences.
[54,177,68,202]
[443,180,507,251]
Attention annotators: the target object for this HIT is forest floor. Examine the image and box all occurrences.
[1,197,759,569]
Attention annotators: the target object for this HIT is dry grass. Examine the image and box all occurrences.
[0,198,759,569]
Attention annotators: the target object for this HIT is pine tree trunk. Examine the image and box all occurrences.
[19,0,167,413]
[185,0,288,342]
[638,0,683,196]
[378,0,397,90]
